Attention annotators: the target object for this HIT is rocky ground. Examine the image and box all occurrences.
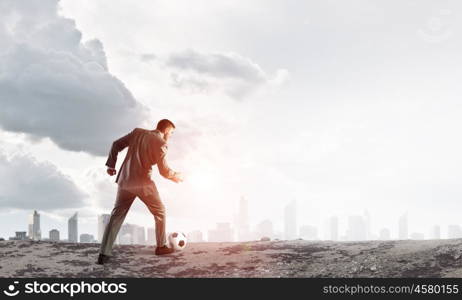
[2,239,462,277]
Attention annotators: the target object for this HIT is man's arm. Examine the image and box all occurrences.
[156,143,182,182]
[105,130,134,172]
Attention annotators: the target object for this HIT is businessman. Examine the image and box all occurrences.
[97,119,183,265]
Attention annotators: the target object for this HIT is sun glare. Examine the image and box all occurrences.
[187,169,216,192]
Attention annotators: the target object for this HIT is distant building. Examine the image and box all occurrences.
[236,196,251,241]
[208,223,234,242]
[410,232,425,240]
[80,233,95,243]
[299,225,318,240]
[118,223,146,245]
[119,233,132,245]
[9,231,28,240]
[379,228,391,240]
[146,227,155,245]
[448,225,462,239]
[398,213,408,240]
[347,215,367,241]
[28,210,41,240]
[132,225,145,245]
[284,200,297,240]
[188,230,204,242]
[327,216,339,241]
[118,223,133,245]
[430,225,441,240]
[364,210,371,240]
[97,214,111,243]
[115,224,145,245]
[256,220,273,239]
[49,229,60,242]
[68,212,78,243]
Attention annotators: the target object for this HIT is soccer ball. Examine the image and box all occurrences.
[168,232,187,251]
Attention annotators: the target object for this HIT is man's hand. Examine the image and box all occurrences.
[107,167,116,176]
[172,172,184,183]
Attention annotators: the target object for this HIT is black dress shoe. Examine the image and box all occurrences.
[155,245,174,255]
[96,253,110,265]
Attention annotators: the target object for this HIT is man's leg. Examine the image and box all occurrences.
[99,187,136,256]
[137,184,167,248]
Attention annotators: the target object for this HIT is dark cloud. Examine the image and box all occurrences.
[0,153,86,210]
[0,0,149,156]
[166,49,288,99]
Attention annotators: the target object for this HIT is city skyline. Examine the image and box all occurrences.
[7,207,462,244]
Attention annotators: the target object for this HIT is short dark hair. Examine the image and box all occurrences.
[156,119,175,131]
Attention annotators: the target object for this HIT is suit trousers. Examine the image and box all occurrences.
[99,183,167,256]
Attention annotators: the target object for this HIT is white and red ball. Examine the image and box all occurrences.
[168,232,187,251]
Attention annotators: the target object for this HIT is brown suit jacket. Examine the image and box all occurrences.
[105,128,176,190]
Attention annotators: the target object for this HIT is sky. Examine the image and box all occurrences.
[1,0,462,240]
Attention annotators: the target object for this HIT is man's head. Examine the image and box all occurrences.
[156,119,175,141]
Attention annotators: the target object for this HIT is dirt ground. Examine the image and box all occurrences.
[2,239,462,277]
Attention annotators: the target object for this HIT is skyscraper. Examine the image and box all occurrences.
[132,225,146,245]
[28,210,41,240]
[398,212,408,240]
[80,233,94,243]
[68,212,78,243]
[208,223,234,242]
[363,210,371,240]
[448,225,462,239]
[284,200,297,240]
[97,214,111,243]
[119,233,132,245]
[236,196,251,241]
[10,232,27,240]
[327,216,339,241]
[146,227,155,245]
[49,229,60,242]
[430,225,441,240]
[118,223,134,244]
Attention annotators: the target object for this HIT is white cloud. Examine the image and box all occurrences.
[0,0,149,156]
[0,152,86,210]
[166,49,288,99]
